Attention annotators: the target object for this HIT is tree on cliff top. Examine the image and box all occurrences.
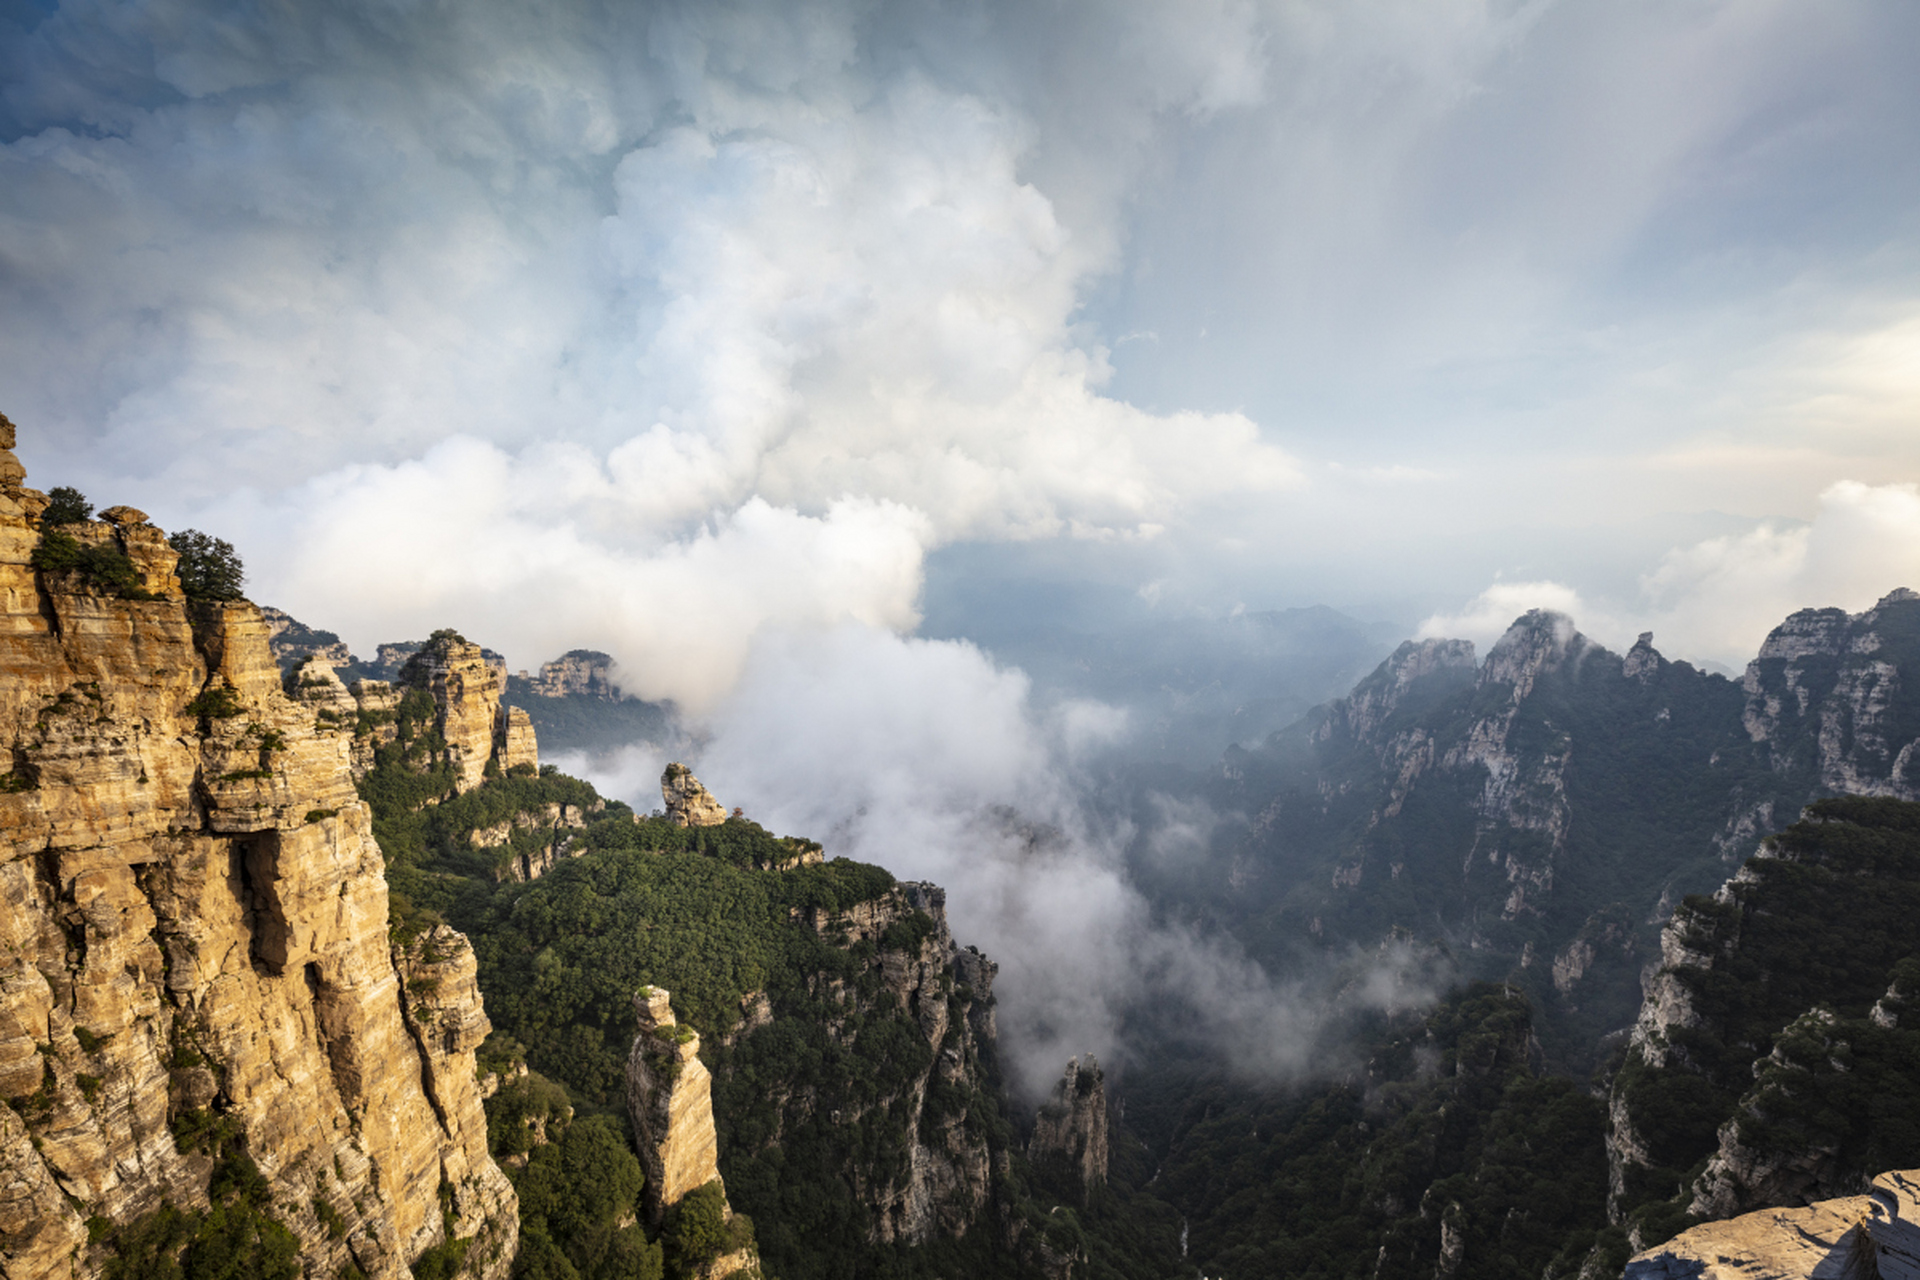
[41,486,91,524]
[168,529,246,600]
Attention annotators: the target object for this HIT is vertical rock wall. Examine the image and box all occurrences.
[399,636,514,793]
[627,988,724,1224]
[0,434,515,1278]
[1029,1055,1110,1198]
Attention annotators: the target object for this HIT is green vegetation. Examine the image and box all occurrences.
[168,529,246,600]
[30,527,158,599]
[94,1120,299,1279]
[1142,985,1608,1280]
[185,685,245,720]
[501,680,677,757]
[41,485,92,524]
[356,707,1036,1277]
[1200,636,1769,1075]
[1604,796,1920,1251]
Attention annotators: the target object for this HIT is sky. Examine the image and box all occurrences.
[6,0,1920,1087]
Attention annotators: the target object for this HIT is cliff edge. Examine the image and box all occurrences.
[0,426,515,1279]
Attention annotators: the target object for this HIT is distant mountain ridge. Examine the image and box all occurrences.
[1154,589,1920,1067]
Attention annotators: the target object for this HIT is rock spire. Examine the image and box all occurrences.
[1029,1054,1110,1197]
[626,987,725,1219]
[662,763,728,827]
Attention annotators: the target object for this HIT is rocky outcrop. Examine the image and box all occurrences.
[1739,589,1920,800]
[778,881,997,1246]
[1316,637,1478,745]
[259,605,352,672]
[627,988,724,1223]
[524,649,624,700]
[0,413,48,519]
[1626,1167,1920,1279]
[285,652,359,729]
[497,706,538,773]
[400,633,511,792]
[0,432,515,1278]
[1028,1055,1109,1198]
[470,800,602,882]
[314,631,539,791]
[663,763,728,827]
[1603,798,1920,1250]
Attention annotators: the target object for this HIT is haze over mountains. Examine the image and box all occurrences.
[6,1,1920,1277]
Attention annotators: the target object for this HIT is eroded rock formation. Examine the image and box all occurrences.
[286,631,540,790]
[524,649,624,700]
[627,988,725,1222]
[1029,1055,1110,1198]
[778,881,999,1245]
[1739,588,1920,800]
[400,634,512,792]
[662,763,728,827]
[0,430,515,1278]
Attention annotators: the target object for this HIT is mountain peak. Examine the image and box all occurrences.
[1481,609,1588,699]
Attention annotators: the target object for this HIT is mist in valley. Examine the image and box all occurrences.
[8,0,1920,1273]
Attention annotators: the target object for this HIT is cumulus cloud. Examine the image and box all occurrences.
[1640,480,1920,664]
[0,0,1301,699]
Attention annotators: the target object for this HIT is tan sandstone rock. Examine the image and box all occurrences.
[0,436,516,1280]
[1626,1167,1920,1280]
[662,763,728,827]
[497,705,538,774]
[400,634,506,792]
[627,987,724,1224]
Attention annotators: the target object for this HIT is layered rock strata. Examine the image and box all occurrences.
[524,650,624,700]
[1740,589,1920,799]
[400,635,512,792]
[662,764,728,827]
[0,432,515,1278]
[288,633,539,788]
[627,988,725,1222]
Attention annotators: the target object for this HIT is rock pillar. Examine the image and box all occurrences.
[1029,1054,1110,1197]
[627,988,724,1224]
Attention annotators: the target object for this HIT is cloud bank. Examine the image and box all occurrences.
[1418,480,1920,669]
[1,0,1300,700]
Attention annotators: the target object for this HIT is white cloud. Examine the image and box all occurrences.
[0,0,1301,710]
[1416,481,1920,670]
[1415,579,1592,653]
[1641,480,1920,664]
[689,623,1444,1094]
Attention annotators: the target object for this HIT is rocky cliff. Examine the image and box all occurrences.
[1625,1167,1920,1279]
[1205,593,1920,1077]
[286,629,541,796]
[1596,796,1920,1276]
[1028,1055,1109,1201]
[0,432,516,1278]
[523,651,623,701]
[715,879,1001,1252]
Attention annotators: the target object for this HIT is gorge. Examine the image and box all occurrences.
[6,411,1920,1280]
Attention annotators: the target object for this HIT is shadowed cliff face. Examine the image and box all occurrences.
[0,432,515,1278]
